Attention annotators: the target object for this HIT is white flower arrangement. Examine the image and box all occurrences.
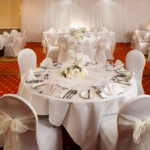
[61,64,88,79]
[71,29,85,35]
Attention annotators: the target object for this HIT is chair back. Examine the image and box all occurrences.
[48,27,56,33]
[100,27,109,32]
[116,95,150,150]
[69,44,83,52]
[58,27,65,33]
[0,94,38,150]
[10,30,18,37]
[95,37,107,63]
[0,37,5,50]
[13,37,23,56]
[125,50,145,94]
[58,37,69,62]
[18,49,37,79]
[91,27,98,32]
[3,31,10,36]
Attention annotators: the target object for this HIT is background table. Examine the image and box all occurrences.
[18,65,138,150]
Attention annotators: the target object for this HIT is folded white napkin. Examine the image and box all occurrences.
[101,83,123,98]
[114,60,124,70]
[27,69,36,81]
[43,82,64,98]
[118,69,134,82]
[83,55,91,64]
[40,58,53,67]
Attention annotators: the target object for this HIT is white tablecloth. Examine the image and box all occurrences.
[18,65,138,150]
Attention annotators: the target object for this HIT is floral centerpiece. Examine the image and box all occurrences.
[61,64,88,79]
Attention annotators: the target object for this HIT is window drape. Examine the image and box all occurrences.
[21,0,150,43]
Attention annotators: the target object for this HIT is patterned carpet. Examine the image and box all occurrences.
[0,43,150,150]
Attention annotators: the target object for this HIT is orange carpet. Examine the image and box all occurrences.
[0,43,150,150]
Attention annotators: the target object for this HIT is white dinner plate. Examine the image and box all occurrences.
[81,91,96,99]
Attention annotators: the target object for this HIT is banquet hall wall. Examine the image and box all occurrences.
[21,0,150,43]
[0,0,21,34]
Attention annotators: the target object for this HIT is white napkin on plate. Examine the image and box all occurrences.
[40,58,53,67]
[101,83,123,98]
[43,82,63,98]
[27,69,36,81]
[114,60,124,70]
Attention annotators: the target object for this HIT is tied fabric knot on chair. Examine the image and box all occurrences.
[58,44,68,62]
[119,114,150,144]
[94,43,107,63]
[0,109,36,150]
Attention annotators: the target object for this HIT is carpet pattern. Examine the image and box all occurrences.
[0,43,150,150]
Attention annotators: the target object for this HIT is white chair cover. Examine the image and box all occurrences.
[3,31,10,36]
[0,37,5,50]
[4,37,23,57]
[0,94,38,150]
[100,27,109,32]
[22,31,27,48]
[18,49,37,80]
[99,95,150,150]
[10,30,18,37]
[94,37,107,63]
[0,94,63,150]
[117,95,150,150]
[44,34,59,61]
[91,27,98,32]
[134,30,149,55]
[48,27,56,33]
[125,50,145,95]
[58,27,65,33]
[58,37,69,62]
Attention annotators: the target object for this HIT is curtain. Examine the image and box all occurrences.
[21,0,150,43]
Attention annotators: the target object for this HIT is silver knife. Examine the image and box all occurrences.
[62,89,73,99]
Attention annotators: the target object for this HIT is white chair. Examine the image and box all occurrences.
[125,50,145,95]
[0,94,63,150]
[57,37,69,63]
[0,37,5,50]
[44,34,59,61]
[100,27,109,32]
[69,27,75,33]
[91,27,98,32]
[134,30,150,55]
[4,37,23,57]
[95,37,107,63]
[18,49,37,80]
[48,27,56,33]
[58,27,65,33]
[3,31,9,36]
[98,95,150,150]
[22,31,27,48]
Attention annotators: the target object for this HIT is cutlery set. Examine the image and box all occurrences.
[62,89,77,99]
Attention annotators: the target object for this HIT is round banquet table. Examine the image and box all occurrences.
[18,64,138,150]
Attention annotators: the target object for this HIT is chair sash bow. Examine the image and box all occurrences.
[0,109,36,150]
[119,114,150,144]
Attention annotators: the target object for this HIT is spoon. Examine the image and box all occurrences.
[69,90,77,99]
